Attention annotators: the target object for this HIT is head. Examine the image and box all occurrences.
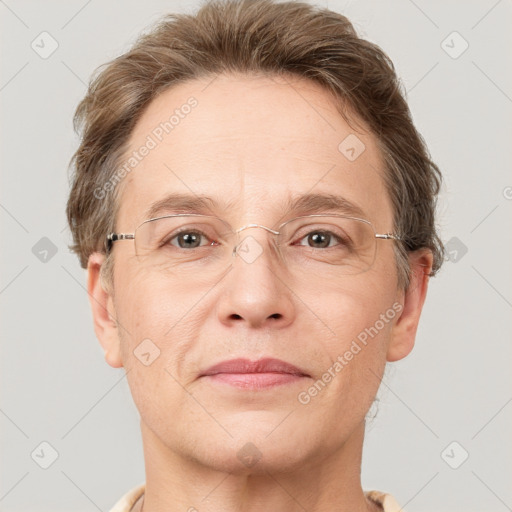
[66,0,444,473]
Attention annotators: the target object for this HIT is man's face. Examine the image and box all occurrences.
[100,73,408,472]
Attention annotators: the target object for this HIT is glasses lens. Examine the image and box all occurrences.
[277,215,377,275]
[133,214,378,278]
[135,215,234,266]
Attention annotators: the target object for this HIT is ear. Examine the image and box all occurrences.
[387,249,433,362]
[87,252,123,368]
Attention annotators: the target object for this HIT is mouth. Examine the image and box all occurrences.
[199,357,310,390]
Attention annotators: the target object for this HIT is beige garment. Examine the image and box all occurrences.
[108,483,405,512]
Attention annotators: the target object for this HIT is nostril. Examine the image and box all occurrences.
[269,313,282,319]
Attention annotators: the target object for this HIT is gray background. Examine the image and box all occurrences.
[1,1,511,511]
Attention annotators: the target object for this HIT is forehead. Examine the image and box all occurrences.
[116,73,392,229]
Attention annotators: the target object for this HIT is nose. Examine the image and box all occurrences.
[215,227,296,329]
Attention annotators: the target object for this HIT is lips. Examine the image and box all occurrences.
[200,357,309,377]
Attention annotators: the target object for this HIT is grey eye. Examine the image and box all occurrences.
[168,230,211,249]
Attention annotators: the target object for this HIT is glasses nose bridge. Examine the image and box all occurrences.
[231,223,281,259]
[235,223,280,236]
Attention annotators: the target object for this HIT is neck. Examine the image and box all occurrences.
[136,419,380,512]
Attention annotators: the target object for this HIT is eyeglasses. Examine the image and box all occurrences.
[105,214,400,279]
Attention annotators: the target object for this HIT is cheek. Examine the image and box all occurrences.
[116,265,203,337]
[114,274,206,435]
[308,278,396,394]
[113,269,207,390]
[317,275,396,344]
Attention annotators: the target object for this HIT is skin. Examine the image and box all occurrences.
[87,73,432,512]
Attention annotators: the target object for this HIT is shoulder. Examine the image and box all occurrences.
[108,483,146,512]
[365,489,405,512]
[109,484,402,512]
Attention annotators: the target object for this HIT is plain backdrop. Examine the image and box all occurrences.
[1,1,511,511]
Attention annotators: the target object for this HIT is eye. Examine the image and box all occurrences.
[166,229,215,249]
[295,229,352,249]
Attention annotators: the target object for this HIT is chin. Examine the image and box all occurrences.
[180,424,318,476]
[196,443,308,476]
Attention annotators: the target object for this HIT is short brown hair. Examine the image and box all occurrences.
[66,0,444,291]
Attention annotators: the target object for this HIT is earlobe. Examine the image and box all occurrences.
[386,249,433,362]
[87,252,123,368]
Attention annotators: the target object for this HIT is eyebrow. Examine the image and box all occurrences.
[142,192,366,221]
[284,192,366,219]
[144,193,218,220]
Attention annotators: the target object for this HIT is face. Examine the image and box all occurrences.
[89,73,430,474]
